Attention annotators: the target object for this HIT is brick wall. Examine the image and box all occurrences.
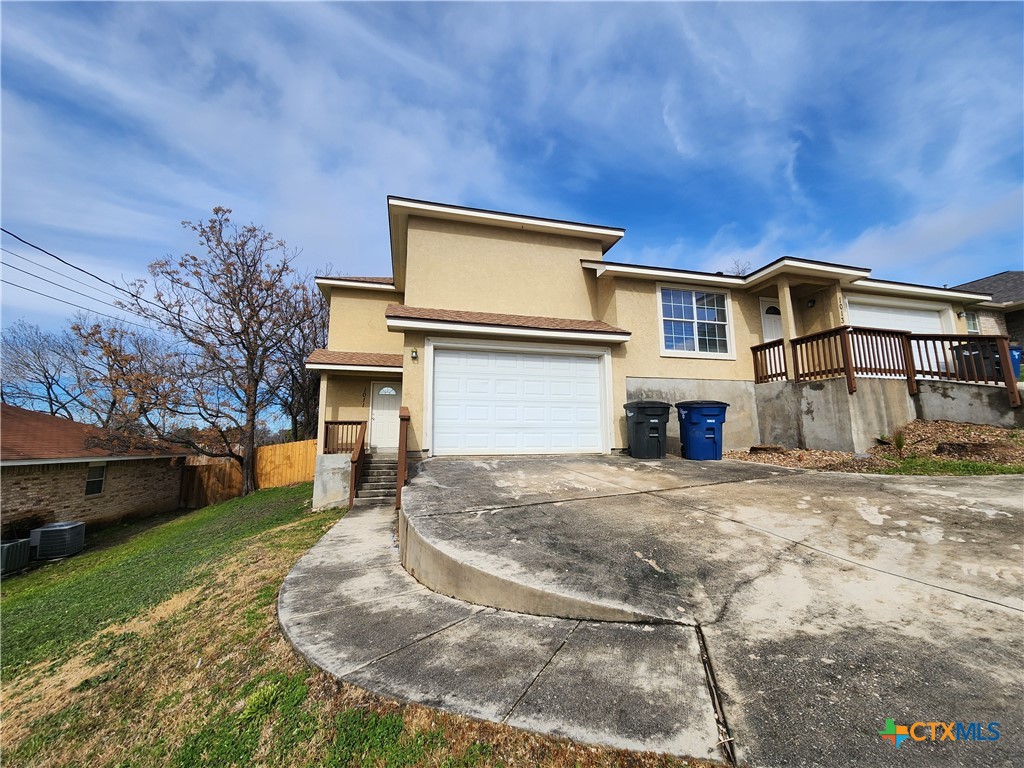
[977,310,1007,336]
[1,458,183,538]
[1005,310,1023,347]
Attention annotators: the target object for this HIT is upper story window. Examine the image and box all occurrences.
[965,311,980,334]
[85,463,106,497]
[658,284,734,359]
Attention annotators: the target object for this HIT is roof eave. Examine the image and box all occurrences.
[385,316,630,343]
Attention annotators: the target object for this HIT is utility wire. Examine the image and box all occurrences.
[1,247,126,303]
[0,228,209,334]
[0,227,165,313]
[0,259,154,320]
[1,278,156,330]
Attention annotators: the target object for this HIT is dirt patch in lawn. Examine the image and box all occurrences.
[725,419,1024,473]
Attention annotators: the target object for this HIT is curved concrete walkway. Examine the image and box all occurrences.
[278,500,724,762]
[282,456,1024,767]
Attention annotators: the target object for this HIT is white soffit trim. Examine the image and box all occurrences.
[305,363,404,373]
[851,279,990,303]
[581,260,744,286]
[315,278,397,294]
[386,317,630,343]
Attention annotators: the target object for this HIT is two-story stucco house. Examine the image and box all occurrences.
[307,197,1018,509]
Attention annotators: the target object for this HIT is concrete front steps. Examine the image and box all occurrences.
[357,455,397,501]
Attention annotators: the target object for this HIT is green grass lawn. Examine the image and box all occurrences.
[1,484,715,768]
[878,456,1024,475]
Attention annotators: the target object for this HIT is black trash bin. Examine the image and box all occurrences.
[623,401,671,459]
[952,341,1001,381]
[675,401,729,460]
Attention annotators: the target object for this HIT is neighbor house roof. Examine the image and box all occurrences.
[384,304,630,338]
[316,276,395,285]
[0,404,184,465]
[954,271,1024,305]
[305,350,404,370]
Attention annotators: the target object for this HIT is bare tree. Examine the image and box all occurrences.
[727,258,752,276]
[1,320,82,419]
[272,271,329,442]
[100,207,304,495]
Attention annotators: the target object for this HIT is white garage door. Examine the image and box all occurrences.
[432,348,604,455]
[848,301,946,334]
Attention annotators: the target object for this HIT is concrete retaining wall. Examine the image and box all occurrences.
[625,377,759,451]
[755,377,1022,452]
[915,381,1024,429]
[313,454,352,510]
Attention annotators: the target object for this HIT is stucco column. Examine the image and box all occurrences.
[316,375,329,455]
[776,277,799,378]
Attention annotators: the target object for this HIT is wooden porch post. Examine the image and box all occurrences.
[776,277,799,380]
[996,336,1022,407]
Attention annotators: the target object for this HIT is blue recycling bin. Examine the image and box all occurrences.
[675,401,729,460]
[1010,346,1022,380]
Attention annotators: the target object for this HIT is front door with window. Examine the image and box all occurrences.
[369,382,402,451]
[760,299,783,342]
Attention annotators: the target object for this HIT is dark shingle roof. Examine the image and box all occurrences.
[953,271,1024,304]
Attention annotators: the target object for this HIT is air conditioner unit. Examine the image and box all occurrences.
[1,539,31,574]
[30,522,85,560]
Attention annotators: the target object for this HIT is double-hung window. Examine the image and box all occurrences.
[965,311,980,334]
[85,463,106,496]
[659,285,733,358]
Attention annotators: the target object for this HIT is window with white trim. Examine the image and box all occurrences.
[659,285,732,356]
[965,312,980,334]
[85,463,106,496]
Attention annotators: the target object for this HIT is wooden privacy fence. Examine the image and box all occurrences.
[256,439,317,488]
[180,439,318,508]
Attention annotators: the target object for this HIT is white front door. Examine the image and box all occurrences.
[760,299,783,342]
[369,382,402,451]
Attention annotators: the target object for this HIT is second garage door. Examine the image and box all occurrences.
[432,348,604,455]
[847,301,946,334]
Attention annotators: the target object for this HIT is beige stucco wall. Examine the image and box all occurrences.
[792,284,844,335]
[322,374,400,423]
[403,217,603,319]
[327,287,405,353]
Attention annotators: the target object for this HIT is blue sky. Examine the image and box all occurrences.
[2,2,1022,330]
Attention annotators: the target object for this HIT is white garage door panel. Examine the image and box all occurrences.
[432,349,604,455]
[848,302,945,334]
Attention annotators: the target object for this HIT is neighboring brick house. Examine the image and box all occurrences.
[954,271,1024,347]
[0,404,187,538]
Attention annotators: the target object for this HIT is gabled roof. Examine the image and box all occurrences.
[0,404,184,465]
[384,304,630,341]
[954,271,1024,305]
[305,350,404,371]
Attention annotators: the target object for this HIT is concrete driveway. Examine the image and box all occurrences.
[401,455,1023,767]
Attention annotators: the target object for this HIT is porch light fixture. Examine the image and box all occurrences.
[957,311,965,319]
[411,348,418,361]
[806,299,816,308]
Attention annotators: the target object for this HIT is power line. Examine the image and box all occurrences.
[0,227,165,312]
[0,259,153,320]
[1,247,126,303]
[0,228,207,333]
[1,278,156,330]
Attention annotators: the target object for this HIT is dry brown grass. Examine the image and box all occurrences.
[2,509,725,768]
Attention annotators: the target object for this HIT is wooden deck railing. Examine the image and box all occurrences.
[757,327,1018,405]
[395,407,411,510]
[792,326,857,393]
[324,420,365,455]
[909,334,1020,406]
[348,422,367,509]
[752,339,787,383]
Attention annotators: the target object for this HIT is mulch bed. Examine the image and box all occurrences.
[724,420,1024,472]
